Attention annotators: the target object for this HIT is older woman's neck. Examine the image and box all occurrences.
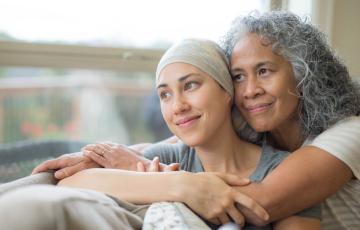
[270,121,303,152]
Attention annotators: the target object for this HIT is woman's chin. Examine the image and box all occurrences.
[180,136,202,147]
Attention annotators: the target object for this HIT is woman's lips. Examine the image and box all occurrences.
[176,115,201,127]
[246,103,273,114]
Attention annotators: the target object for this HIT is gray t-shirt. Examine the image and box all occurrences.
[143,141,320,229]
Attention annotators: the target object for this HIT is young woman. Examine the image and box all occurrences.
[0,39,320,230]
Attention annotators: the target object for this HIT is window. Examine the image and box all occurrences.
[0,0,270,145]
[0,0,269,47]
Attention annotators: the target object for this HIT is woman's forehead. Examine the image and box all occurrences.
[157,63,207,85]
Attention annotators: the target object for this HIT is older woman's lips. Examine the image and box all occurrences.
[176,115,201,127]
[246,103,272,114]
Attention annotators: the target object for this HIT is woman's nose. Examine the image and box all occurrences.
[172,95,190,114]
[243,78,264,99]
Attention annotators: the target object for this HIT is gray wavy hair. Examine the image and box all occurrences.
[221,11,360,138]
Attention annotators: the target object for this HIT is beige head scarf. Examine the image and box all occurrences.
[155,39,233,97]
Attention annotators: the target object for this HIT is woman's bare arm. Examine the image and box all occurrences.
[237,146,352,225]
[58,168,183,204]
[57,168,269,226]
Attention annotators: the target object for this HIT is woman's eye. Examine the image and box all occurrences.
[159,91,171,100]
[258,68,268,75]
[232,74,245,82]
[184,81,199,91]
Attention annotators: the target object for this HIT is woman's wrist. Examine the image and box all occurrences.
[168,171,193,203]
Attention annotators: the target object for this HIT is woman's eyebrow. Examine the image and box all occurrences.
[231,61,275,73]
[178,73,200,82]
[156,73,200,89]
[255,61,275,69]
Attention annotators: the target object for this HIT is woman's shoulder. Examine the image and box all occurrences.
[250,142,290,182]
[307,115,360,179]
[142,141,195,168]
[314,116,360,139]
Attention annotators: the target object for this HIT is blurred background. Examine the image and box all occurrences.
[0,0,359,181]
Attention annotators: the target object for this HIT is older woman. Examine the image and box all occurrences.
[219,11,360,229]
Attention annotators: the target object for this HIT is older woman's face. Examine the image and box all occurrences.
[157,63,231,147]
[230,33,299,133]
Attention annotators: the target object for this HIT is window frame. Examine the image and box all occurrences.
[0,41,164,73]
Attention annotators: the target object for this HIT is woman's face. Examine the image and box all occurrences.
[157,62,232,147]
[230,33,299,132]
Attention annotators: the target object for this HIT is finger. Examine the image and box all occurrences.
[233,192,269,221]
[82,144,97,151]
[97,142,112,151]
[102,141,116,147]
[32,155,81,174]
[217,213,230,225]
[164,163,180,172]
[149,157,160,172]
[94,144,109,156]
[83,144,109,155]
[215,173,250,186]
[83,150,108,167]
[54,161,96,180]
[226,204,245,227]
[32,159,58,174]
[137,162,146,172]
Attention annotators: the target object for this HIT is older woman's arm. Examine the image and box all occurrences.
[239,117,360,225]
[237,146,352,226]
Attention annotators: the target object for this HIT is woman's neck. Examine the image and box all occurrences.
[270,119,304,152]
[194,120,261,175]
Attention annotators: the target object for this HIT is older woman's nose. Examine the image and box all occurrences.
[243,78,264,99]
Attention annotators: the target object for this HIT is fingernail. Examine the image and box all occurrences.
[55,171,64,179]
[261,211,269,221]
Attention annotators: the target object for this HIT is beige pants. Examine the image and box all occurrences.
[0,185,148,230]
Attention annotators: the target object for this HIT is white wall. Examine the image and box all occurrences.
[332,0,360,78]
[312,0,360,78]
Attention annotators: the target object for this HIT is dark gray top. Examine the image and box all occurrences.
[143,140,321,230]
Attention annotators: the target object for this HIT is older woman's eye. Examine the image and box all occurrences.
[258,68,269,76]
[232,74,245,82]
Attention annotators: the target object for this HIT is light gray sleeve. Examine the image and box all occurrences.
[142,142,185,165]
[309,116,360,179]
